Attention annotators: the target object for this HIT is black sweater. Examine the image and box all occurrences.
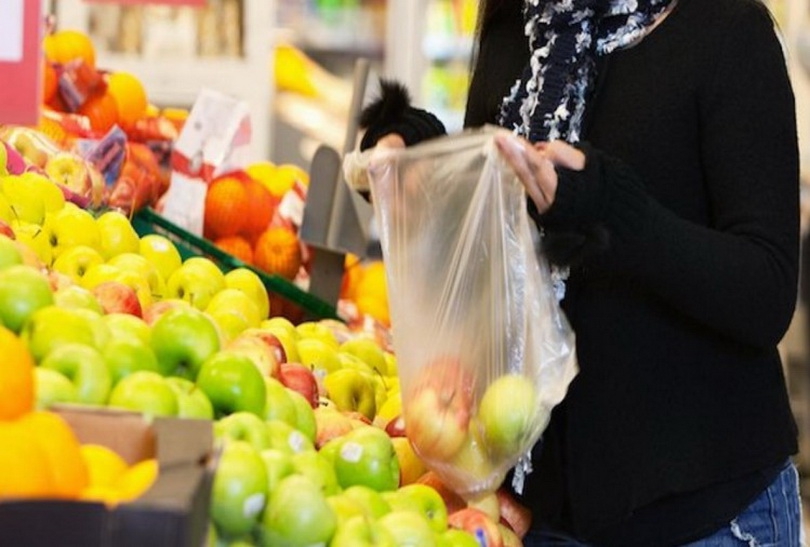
[465,0,800,544]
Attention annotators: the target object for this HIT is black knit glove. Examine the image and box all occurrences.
[359,79,447,151]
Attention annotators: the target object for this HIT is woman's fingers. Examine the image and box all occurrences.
[541,140,586,171]
[495,133,557,213]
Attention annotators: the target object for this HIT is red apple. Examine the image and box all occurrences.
[496,488,532,539]
[278,362,319,408]
[241,328,287,365]
[227,335,280,378]
[404,355,475,461]
[448,508,504,547]
[0,220,15,239]
[48,270,74,292]
[92,281,143,317]
[384,414,406,438]
[313,405,355,449]
[142,298,189,325]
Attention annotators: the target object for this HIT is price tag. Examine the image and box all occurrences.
[0,0,41,125]
[83,0,206,6]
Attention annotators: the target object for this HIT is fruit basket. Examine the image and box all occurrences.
[131,207,340,322]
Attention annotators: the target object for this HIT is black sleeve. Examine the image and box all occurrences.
[358,79,447,151]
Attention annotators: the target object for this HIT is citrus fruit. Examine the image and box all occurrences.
[214,235,253,264]
[204,176,249,239]
[0,419,54,499]
[356,261,389,301]
[115,458,158,502]
[42,60,58,104]
[0,325,35,420]
[23,410,89,498]
[253,228,302,280]
[107,71,148,129]
[355,295,390,327]
[81,444,129,489]
[241,179,277,238]
[43,30,96,69]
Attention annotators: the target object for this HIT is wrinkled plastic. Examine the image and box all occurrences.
[366,126,578,500]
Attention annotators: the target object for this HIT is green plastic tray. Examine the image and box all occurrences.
[131,207,340,321]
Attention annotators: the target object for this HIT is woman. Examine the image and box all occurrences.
[358,0,804,544]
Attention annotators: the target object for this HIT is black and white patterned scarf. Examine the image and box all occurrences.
[499,0,674,144]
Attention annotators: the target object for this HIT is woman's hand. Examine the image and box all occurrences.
[495,133,586,214]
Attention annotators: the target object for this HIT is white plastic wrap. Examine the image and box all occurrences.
[364,126,578,500]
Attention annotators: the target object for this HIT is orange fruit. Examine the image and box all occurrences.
[0,419,54,499]
[78,91,119,133]
[80,444,128,490]
[106,72,148,129]
[42,60,58,104]
[22,411,89,498]
[340,253,363,300]
[204,176,249,240]
[214,235,253,264]
[253,227,302,280]
[115,458,158,502]
[0,325,35,420]
[241,179,277,238]
[43,30,96,69]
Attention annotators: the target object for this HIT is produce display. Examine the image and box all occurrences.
[0,25,530,547]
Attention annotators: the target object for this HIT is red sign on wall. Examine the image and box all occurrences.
[0,0,42,125]
[83,0,206,6]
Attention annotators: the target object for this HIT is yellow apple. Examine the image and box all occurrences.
[108,252,165,300]
[111,269,153,311]
[43,206,101,258]
[1,174,46,224]
[224,268,270,320]
[96,210,140,259]
[295,321,339,349]
[81,263,123,290]
[19,172,65,213]
[0,192,13,223]
[51,245,105,284]
[208,309,251,344]
[12,220,52,266]
[165,262,225,311]
[206,288,262,329]
[138,234,182,281]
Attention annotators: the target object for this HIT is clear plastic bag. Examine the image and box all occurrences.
[365,126,578,500]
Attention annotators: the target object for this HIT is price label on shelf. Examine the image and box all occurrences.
[0,0,41,125]
[83,0,206,6]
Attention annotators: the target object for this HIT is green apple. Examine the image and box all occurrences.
[12,220,52,266]
[324,368,377,421]
[21,305,97,362]
[263,376,296,426]
[295,321,339,349]
[339,337,389,376]
[478,373,538,459]
[51,245,105,284]
[206,288,261,329]
[0,235,22,270]
[40,343,111,405]
[34,367,78,409]
[327,494,365,525]
[103,338,161,386]
[71,308,111,350]
[383,484,448,533]
[108,252,165,300]
[165,264,225,311]
[1,174,46,224]
[54,285,104,314]
[265,419,314,455]
[296,338,342,375]
[440,529,481,547]
[330,515,396,547]
[211,440,268,538]
[342,485,392,519]
[225,268,269,320]
[42,205,101,258]
[291,450,340,496]
[215,411,272,450]
[166,376,214,420]
[287,389,316,443]
[377,511,437,547]
[102,313,151,346]
[257,475,337,547]
[96,210,140,259]
[18,172,65,213]
[324,426,399,492]
[108,370,179,418]
[150,307,221,377]
[0,264,54,333]
[197,352,266,417]
[260,448,295,494]
[138,234,183,282]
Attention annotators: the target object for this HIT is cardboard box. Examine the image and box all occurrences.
[0,407,214,547]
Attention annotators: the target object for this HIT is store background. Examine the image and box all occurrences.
[46,0,810,523]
